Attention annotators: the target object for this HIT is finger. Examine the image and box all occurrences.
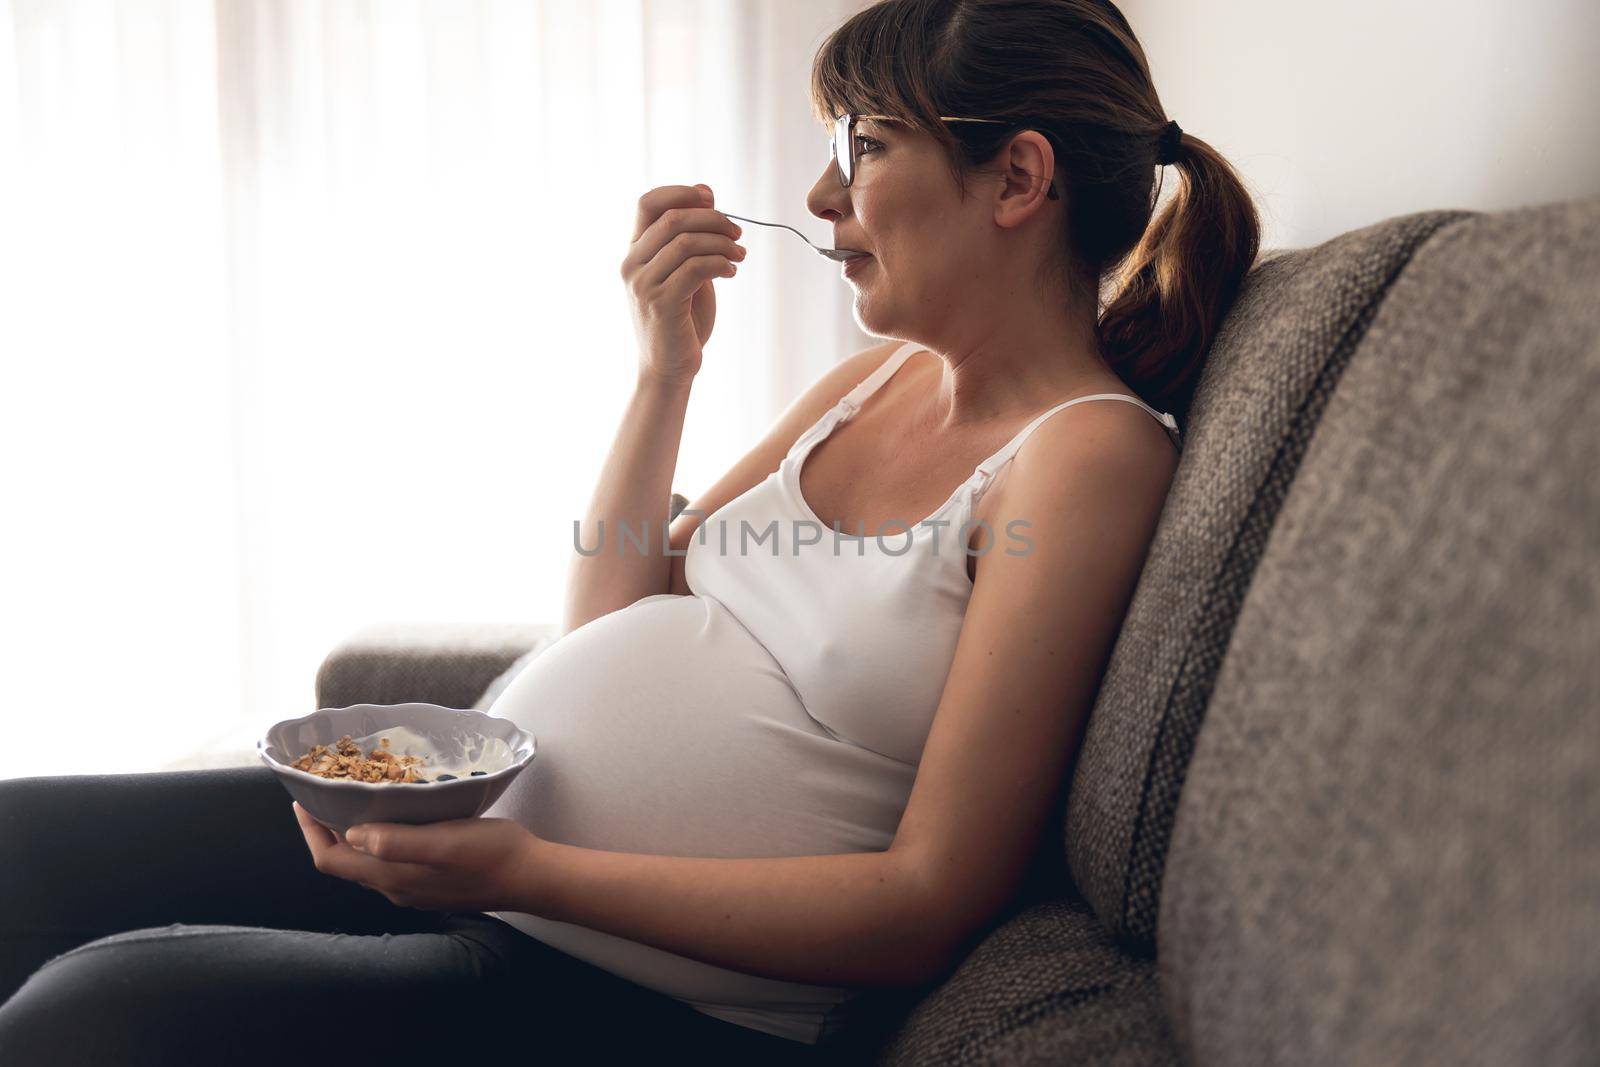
[627,207,745,281]
[296,818,437,888]
[632,184,710,242]
[660,253,739,305]
[293,802,348,878]
[297,804,341,845]
[317,846,437,893]
[346,821,445,865]
[293,801,337,852]
[633,229,743,291]
[292,808,364,857]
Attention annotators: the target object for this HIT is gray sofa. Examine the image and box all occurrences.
[316,198,1600,1065]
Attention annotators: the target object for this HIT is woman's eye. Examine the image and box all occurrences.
[854,135,882,155]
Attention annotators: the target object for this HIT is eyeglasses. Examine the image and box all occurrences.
[831,112,1061,199]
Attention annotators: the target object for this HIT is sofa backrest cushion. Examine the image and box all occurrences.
[1063,208,1472,953]
[1159,198,1600,1064]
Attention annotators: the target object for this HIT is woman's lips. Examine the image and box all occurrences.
[843,254,873,277]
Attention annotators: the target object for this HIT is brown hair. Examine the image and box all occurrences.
[810,0,1261,421]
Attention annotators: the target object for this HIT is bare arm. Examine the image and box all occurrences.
[565,183,742,635]
[893,405,1179,956]
[562,373,694,635]
[515,843,941,988]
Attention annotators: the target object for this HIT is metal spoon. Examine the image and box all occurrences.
[719,212,869,262]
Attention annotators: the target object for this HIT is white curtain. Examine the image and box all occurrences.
[0,0,871,776]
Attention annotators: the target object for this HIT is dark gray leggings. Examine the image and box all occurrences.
[0,766,893,1065]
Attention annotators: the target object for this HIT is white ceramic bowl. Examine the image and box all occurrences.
[258,702,536,833]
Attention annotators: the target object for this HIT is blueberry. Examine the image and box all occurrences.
[470,770,487,777]
[437,773,457,782]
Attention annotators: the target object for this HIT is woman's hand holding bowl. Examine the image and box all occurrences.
[293,801,554,915]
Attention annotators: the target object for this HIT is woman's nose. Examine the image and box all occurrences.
[806,161,847,220]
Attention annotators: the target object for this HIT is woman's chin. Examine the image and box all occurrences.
[851,297,888,334]
[847,267,881,316]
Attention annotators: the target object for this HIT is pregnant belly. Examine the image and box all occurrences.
[481,592,915,859]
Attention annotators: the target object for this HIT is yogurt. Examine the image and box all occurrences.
[345,724,515,780]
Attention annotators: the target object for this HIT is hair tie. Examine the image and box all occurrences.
[1156,119,1183,165]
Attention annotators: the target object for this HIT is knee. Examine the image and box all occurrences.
[0,927,216,1063]
[0,937,121,1061]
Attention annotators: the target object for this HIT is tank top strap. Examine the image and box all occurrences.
[838,340,925,414]
[784,341,926,462]
[974,393,1181,479]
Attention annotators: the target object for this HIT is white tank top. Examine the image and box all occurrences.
[481,340,1179,1044]
[688,340,1180,765]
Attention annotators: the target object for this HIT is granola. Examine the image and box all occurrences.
[289,734,431,784]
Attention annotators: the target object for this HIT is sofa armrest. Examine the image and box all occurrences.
[315,621,563,711]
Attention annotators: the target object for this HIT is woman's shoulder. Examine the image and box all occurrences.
[974,390,1180,536]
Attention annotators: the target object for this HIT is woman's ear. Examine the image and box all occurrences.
[994,131,1060,223]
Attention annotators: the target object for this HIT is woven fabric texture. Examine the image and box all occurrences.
[1063,208,1473,952]
[872,891,1179,1066]
[1160,198,1600,1065]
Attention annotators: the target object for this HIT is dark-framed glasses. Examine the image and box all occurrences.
[830,112,1061,199]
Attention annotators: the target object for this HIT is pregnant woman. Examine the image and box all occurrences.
[0,1,1259,1062]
